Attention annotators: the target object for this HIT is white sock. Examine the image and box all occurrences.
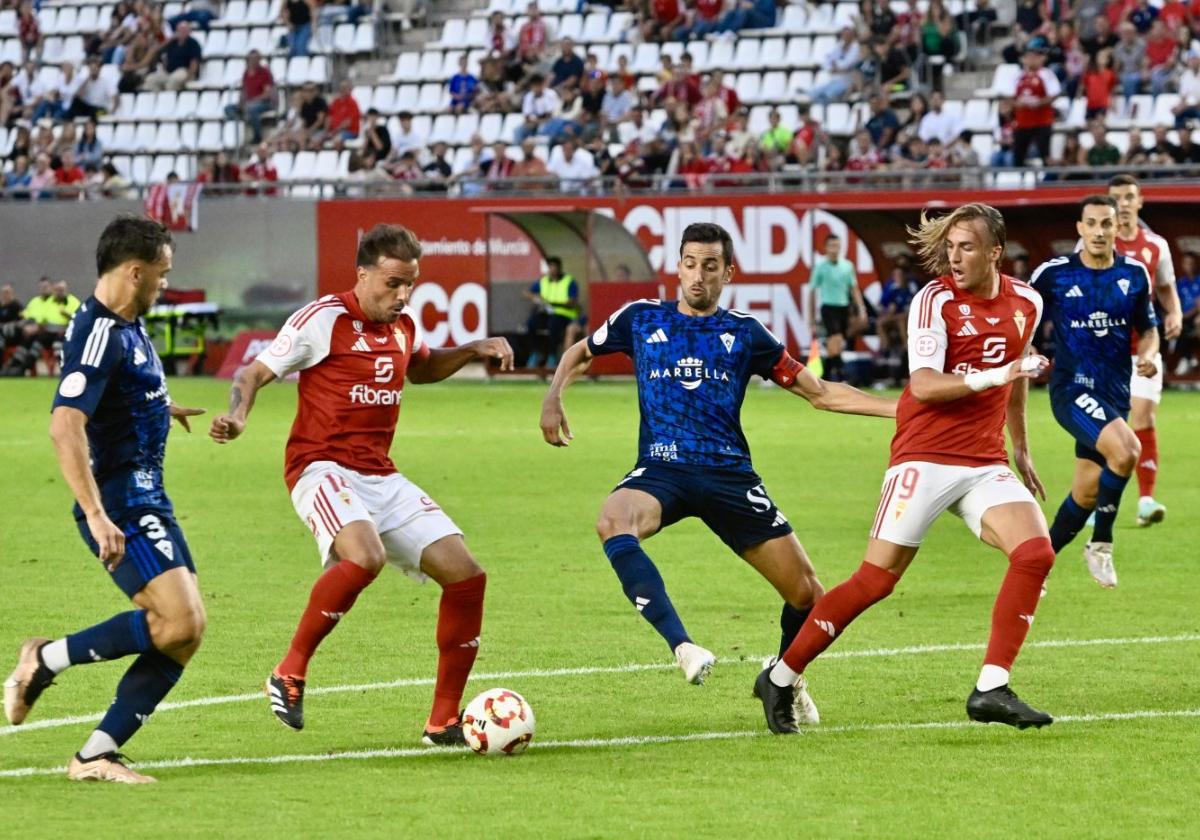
[40,639,70,675]
[976,664,1009,692]
[770,659,801,688]
[78,730,119,761]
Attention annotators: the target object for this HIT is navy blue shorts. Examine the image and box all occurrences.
[77,507,196,597]
[613,462,794,554]
[1050,385,1126,467]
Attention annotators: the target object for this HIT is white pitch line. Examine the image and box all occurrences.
[3,632,1198,739]
[2,707,1198,779]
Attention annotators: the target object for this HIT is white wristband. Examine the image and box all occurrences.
[963,366,1010,392]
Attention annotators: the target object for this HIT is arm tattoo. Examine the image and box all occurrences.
[230,386,244,413]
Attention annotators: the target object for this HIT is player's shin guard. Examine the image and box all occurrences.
[430,573,486,727]
[777,562,897,678]
[54,610,153,673]
[983,537,1055,676]
[1092,467,1131,543]
[778,603,812,659]
[1049,494,1093,553]
[603,535,691,651]
[277,559,378,679]
[1134,428,1158,498]
[83,650,184,759]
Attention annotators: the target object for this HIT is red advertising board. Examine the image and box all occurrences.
[316,187,1199,355]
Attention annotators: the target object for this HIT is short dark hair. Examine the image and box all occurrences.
[96,215,173,276]
[398,110,413,120]
[356,224,422,268]
[546,256,562,271]
[1108,173,1140,190]
[1080,194,1118,215]
[679,222,733,267]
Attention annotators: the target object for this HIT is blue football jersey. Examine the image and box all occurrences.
[52,297,174,517]
[587,299,787,468]
[1031,253,1156,409]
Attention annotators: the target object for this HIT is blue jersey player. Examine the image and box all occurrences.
[540,222,895,725]
[1031,196,1158,589]
[3,216,206,784]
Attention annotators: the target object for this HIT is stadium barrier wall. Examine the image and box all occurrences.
[315,188,1200,355]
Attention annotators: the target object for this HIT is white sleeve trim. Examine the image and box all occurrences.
[907,282,952,374]
[1145,231,1176,288]
[257,303,342,378]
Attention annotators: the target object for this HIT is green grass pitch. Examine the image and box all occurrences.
[1,377,1197,838]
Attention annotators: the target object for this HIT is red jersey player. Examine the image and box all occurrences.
[1107,175,1182,526]
[755,204,1058,733]
[209,224,514,745]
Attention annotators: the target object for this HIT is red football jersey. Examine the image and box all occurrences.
[890,274,1043,468]
[1012,69,1059,130]
[257,291,430,490]
[1114,225,1173,351]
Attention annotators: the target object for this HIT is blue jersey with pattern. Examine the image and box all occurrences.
[587,299,786,468]
[1031,253,1156,410]
[52,297,174,518]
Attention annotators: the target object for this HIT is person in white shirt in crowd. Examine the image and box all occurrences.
[390,110,427,159]
[918,91,964,146]
[452,133,489,196]
[1173,49,1200,128]
[601,75,638,127]
[810,27,863,104]
[516,73,564,144]
[67,58,117,120]
[547,137,599,192]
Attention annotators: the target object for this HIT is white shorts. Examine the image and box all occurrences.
[290,461,462,581]
[1129,352,1163,404]
[869,461,1037,547]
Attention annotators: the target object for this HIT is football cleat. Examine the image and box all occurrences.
[755,656,819,725]
[1136,497,1166,527]
[4,637,54,725]
[966,685,1053,729]
[421,716,467,747]
[67,752,156,784]
[673,642,716,685]
[754,667,800,734]
[266,672,305,731]
[1083,541,1117,588]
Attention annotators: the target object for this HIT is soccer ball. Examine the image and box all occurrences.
[461,688,535,756]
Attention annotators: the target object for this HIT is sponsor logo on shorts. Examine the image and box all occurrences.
[349,384,404,405]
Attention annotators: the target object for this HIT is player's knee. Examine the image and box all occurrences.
[348,549,387,575]
[595,514,632,543]
[1110,439,1140,474]
[149,606,206,651]
[784,574,822,609]
[1010,536,1055,576]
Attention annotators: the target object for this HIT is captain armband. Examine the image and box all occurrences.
[770,352,805,388]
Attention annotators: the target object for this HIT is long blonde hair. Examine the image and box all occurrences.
[907,203,1006,277]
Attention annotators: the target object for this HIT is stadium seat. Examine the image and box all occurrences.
[411,113,433,139]
[223,0,249,26]
[222,120,240,149]
[290,150,317,181]
[760,37,787,70]
[149,153,175,184]
[396,83,419,111]
[478,113,502,144]
[132,122,156,152]
[306,56,328,84]
[196,90,224,121]
[352,22,375,54]
[731,38,761,71]
[707,40,734,71]
[352,84,373,112]
[778,4,806,34]
[970,133,994,160]
[590,45,611,70]
[223,58,246,89]
[748,105,771,135]
[246,0,272,25]
[976,63,1019,98]
[557,14,582,41]
[196,120,222,151]
[286,56,310,86]
[152,91,178,120]
[500,112,523,143]
[581,12,608,43]
[199,59,225,89]
[684,41,708,70]
[451,146,475,172]
[606,12,634,43]
[132,92,156,121]
[384,52,420,83]
[429,113,456,144]
[226,28,249,58]
[271,151,294,180]
[1128,95,1155,128]
[417,82,445,112]
[109,123,135,155]
[0,10,15,38]
[179,121,198,150]
[736,72,761,105]
[464,18,488,47]
[963,98,994,132]
[825,102,853,136]
[131,154,152,185]
[440,50,464,80]
[371,85,396,113]
[1153,94,1181,127]
[417,50,443,81]
[787,69,813,97]
[205,29,228,57]
[453,112,480,145]
[430,18,466,49]
[77,7,99,34]
[247,27,274,55]
[0,39,20,66]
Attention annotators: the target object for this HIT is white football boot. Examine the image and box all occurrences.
[1083,541,1117,588]
[674,642,716,685]
[1136,496,1166,527]
[67,753,156,784]
[760,656,820,725]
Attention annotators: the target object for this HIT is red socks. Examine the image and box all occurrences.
[1134,427,1158,498]
[277,560,378,679]
[781,562,897,674]
[984,537,1055,671]
[429,573,487,728]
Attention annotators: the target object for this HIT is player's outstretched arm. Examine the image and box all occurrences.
[210,360,277,444]
[909,355,1049,403]
[1005,375,1046,500]
[540,339,594,446]
[406,337,515,384]
[50,406,125,569]
[168,402,205,433]
[785,366,897,418]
